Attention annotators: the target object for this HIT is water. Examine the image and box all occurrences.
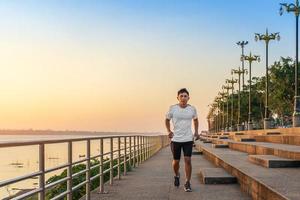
[0,134,140,199]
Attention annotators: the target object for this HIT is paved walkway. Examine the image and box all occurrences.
[87,146,250,200]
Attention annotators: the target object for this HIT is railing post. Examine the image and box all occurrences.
[133,136,136,167]
[38,143,45,200]
[110,137,113,185]
[86,140,91,200]
[139,136,142,163]
[99,138,104,193]
[123,136,127,175]
[118,137,121,180]
[146,137,149,160]
[150,137,153,156]
[140,136,142,162]
[144,136,148,160]
[141,136,143,162]
[149,137,151,157]
[142,136,145,162]
[129,136,132,167]
[67,141,72,200]
[137,136,140,165]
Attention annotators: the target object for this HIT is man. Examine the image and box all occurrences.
[165,88,199,192]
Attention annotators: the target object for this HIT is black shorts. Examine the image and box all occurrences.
[170,141,194,160]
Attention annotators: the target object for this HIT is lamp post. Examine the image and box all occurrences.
[208,104,214,133]
[219,90,227,132]
[214,97,221,133]
[212,103,218,133]
[255,29,280,129]
[226,77,238,131]
[222,84,233,132]
[280,0,300,127]
[237,41,249,90]
[242,52,260,130]
[209,103,217,133]
[213,114,216,133]
[232,67,248,131]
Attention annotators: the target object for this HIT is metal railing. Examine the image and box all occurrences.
[0,134,169,200]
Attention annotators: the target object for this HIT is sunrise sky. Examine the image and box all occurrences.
[0,0,296,133]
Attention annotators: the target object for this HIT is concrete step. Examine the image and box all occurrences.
[254,135,300,146]
[195,141,300,200]
[212,144,229,148]
[192,151,203,155]
[234,132,244,136]
[234,138,256,142]
[192,147,203,155]
[199,168,237,184]
[266,132,281,135]
[248,155,300,168]
[218,136,228,139]
[209,138,300,160]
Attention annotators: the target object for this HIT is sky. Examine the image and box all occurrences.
[0,0,296,133]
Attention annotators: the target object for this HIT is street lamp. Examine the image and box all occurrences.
[207,104,214,133]
[209,104,217,133]
[219,90,227,132]
[280,0,300,127]
[226,77,238,131]
[237,41,249,90]
[214,97,221,133]
[255,29,280,129]
[212,103,218,133]
[222,84,233,132]
[232,67,248,131]
[242,52,260,130]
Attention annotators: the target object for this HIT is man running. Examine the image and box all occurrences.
[165,88,199,192]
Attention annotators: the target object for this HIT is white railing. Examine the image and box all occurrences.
[0,134,169,200]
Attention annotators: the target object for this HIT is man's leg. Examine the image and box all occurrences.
[170,141,181,176]
[182,141,193,191]
[170,141,182,187]
[173,159,180,176]
[184,156,192,182]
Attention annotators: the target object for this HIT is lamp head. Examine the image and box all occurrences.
[279,4,285,16]
[240,55,244,62]
[276,33,281,41]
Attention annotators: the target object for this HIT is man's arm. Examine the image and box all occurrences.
[193,118,199,139]
[165,118,173,138]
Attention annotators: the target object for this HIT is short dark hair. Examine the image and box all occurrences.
[177,88,189,96]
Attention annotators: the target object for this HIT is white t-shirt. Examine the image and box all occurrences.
[166,104,198,142]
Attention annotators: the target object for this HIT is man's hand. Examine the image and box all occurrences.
[168,131,174,139]
[194,132,200,140]
[193,118,199,140]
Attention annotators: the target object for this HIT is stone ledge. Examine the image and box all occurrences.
[234,138,256,142]
[248,155,300,168]
[199,168,237,184]
[212,144,229,148]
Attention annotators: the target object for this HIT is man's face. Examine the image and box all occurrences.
[177,92,190,105]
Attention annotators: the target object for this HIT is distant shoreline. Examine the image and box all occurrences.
[0,129,163,135]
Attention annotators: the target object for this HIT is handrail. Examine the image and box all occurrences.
[0,134,169,200]
[0,134,151,147]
